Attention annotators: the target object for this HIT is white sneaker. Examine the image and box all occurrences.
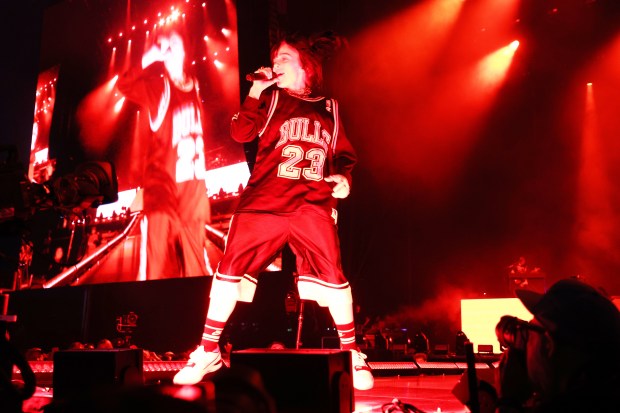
[173,346,223,385]
[351,349,374,390]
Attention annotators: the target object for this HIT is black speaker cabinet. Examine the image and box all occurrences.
[53,348,143,400]
[230,349,354,413]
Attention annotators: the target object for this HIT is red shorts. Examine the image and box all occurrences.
[217,204,348,286]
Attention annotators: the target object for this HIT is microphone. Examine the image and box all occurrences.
[245,71,281,81]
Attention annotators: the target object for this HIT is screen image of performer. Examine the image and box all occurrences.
[173,31,374,391]
[117,25,212,280]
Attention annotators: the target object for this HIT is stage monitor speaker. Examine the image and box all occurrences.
[230,349,353,413]
[53,348,143,401]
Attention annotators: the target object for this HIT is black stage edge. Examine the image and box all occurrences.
[7,276,212,354]
[15,357,498,388]
[6,270,333,356]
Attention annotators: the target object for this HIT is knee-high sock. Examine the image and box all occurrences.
[327,290,356,351]
[200,318,227,352]
[200,278,240,351]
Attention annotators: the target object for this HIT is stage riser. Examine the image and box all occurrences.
[368,361,495,377]
[7,277,212,354]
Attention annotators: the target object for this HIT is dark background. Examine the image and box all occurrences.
[2,0,620,345]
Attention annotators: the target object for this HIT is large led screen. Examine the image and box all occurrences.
[28,0,253,287]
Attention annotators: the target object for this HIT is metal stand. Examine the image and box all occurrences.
[295,298,305,349]
[465,342,480,413]
[292,273,305,350]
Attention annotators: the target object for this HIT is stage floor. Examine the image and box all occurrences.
[354,375,468,413]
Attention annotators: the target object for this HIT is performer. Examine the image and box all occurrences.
[173,31,374,391]
[117,26,211,279]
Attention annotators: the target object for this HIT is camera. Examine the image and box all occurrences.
[1,145,118,222]
[117,311,138,331]
[495,315,531,351]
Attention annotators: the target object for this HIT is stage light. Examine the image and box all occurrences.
[433,344,450,356]
[114,97,125,113]
[476,40,519,87]
[387,328,411,354]
[455,330,469,356]
[509,40,520,51]
[411,331,430,355]
[477,344,494,354]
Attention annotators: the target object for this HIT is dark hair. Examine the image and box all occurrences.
[270,31,347,91]
[152,21,194,75]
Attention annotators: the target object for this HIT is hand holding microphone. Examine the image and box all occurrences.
[245,67,281,82]
[246,67,281,99]
[141,43,165,69]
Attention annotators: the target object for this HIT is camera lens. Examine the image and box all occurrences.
[126,312,138,325]
[496,315,529,351]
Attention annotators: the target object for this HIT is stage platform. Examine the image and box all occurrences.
[21,372,471,413]
[14,358,498,387]
[14,353,490,413]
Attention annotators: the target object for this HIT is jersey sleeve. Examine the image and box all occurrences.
[230,90,273,143]
[117,62,166,115]
[330,102,357,187]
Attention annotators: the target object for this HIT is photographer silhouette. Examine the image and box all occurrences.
[1,293,36,413]
[495,278,620,413]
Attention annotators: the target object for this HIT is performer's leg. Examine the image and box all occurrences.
[200,212,289,348]
[289,206,374,390]
[173,281,237,385]
[179,219,210,277]
[327,287,357,350]
[200,276,241,352]
[145,212,180,279]
[174,213,288,385]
